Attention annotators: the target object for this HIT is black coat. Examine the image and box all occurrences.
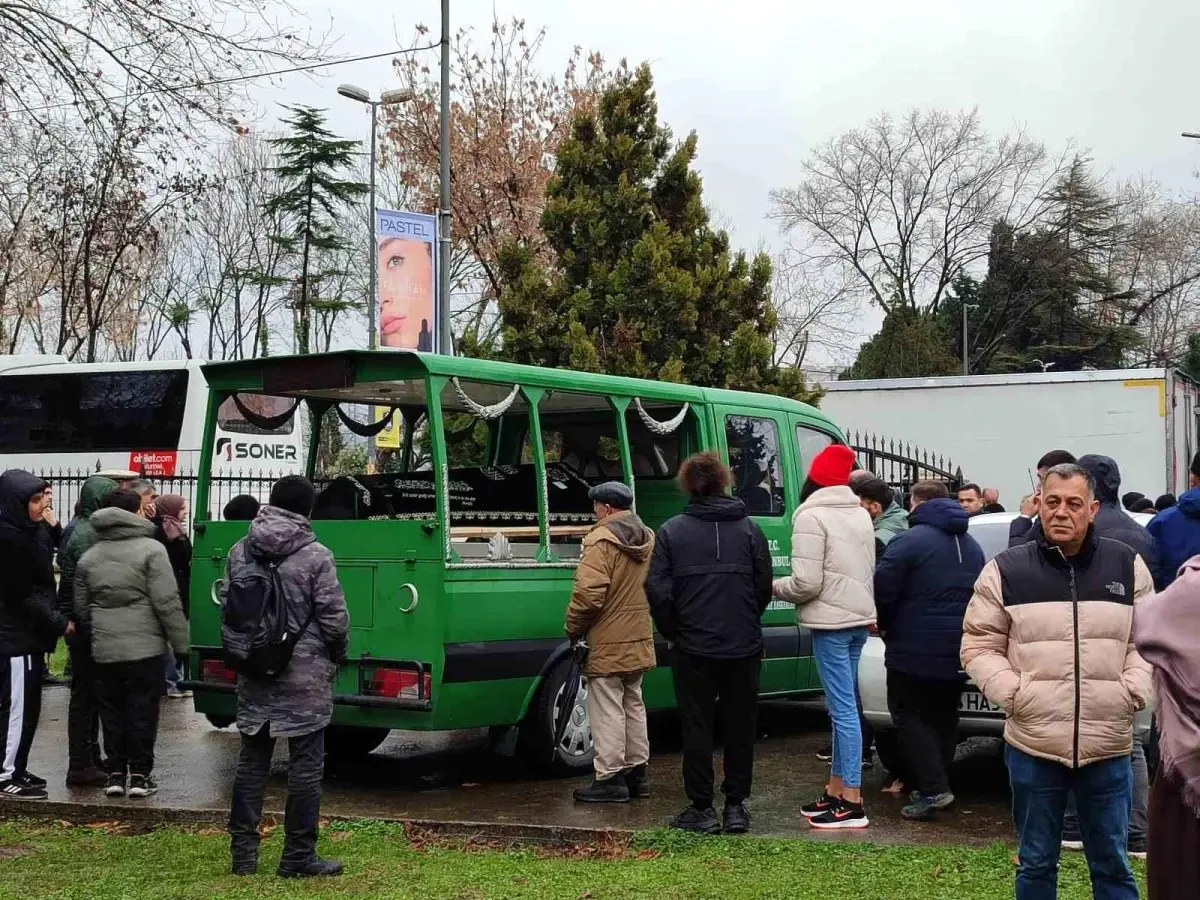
[0,470,67,656]
[153,520,193,619]
[645,496,772,660]
[1078,455,1163,588]
[874,498,985,680]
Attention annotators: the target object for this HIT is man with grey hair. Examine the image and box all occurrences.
[962,463,1151,900]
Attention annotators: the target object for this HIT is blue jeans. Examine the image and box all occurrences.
[812,627,868,789]
[1005,745,1138,900]
[1063,737,1148,851]
[163,649,182,692]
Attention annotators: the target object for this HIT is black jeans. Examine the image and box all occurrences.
[886,669,960,796]
[228,725,325,871]
[67,640,104,771]
[95,656,162,776]
[672,652,761,809]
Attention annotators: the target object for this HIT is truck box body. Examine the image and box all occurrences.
[821,369,1200,508]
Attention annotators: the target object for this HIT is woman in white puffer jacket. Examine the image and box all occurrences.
[773,444,876,829]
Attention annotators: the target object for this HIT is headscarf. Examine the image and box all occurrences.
[155,494,187,541]
[1134,556,1200,816]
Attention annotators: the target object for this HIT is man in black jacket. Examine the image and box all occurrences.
[646,452,773,836]
[0,470,73,799]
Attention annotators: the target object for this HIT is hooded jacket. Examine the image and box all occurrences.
[773,485,876,630]
[74,507,189,665]
[565,510,656,676]
[0,470,66,656]
[645,496,772,661]
[56,476,118,622]
[962,527,1153,768]
[874,498,985,680]
[1078,454,1163,588]
[1147,487,1200,587]
[221,505,350,738]
[873,500,910,555]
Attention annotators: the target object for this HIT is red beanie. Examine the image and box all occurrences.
[808,444,856,488]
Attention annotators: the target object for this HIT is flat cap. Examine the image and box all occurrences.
[588,481,633,510]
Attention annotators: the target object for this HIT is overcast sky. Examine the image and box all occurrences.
[258,0,1200,355]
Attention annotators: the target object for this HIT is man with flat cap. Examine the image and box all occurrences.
[565,481,656,804]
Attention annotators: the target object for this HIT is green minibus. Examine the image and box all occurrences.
[186,350,845,771]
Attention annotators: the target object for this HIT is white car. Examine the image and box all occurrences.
[858,510,1154,739]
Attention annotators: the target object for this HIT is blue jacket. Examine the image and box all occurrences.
[1147,487,1200,587]
[874,498,985,680]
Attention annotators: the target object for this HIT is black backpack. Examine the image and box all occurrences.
[221,548,314,681]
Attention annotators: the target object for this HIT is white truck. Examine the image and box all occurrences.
[821,368,1200,506]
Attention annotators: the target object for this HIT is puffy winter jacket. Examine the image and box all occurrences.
[873,501,909,551]
[773,485,876,630]
[1146,487,1200,587]
[565,511,655,676]
[874,498,985,680]
[1078,454,1163,588]
[961,528,1153,768]
[56,476,118,621]
[74,507,189,665]
[0,470,67,656]
[645,496,772,660]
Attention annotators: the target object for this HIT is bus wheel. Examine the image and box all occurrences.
[205,714,235,729]
[324,726,390,759]
[520,658,595,775]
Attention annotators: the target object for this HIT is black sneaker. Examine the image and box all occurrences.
[105,773,127,797]
[0,779,48,800]
[668,805,720,835]
[800,792,840,818]
[15,771,47,789]
[572,774,629,804]
[809,798,869,830]
[128,775,158,798]
[722,801,751,834]
[815,745,834,762]
[901,793,936,821]
[278,857,344,878]
[622,764,650,799]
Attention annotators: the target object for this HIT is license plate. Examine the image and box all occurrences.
[959,690,1002,714]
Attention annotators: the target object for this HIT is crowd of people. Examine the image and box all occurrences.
[1,441,1199,891]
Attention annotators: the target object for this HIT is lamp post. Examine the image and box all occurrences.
[962,303,978,375]
[438,0,452,355]
[336,84,414,352]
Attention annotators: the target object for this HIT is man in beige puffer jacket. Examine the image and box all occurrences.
[961,463,1149,900]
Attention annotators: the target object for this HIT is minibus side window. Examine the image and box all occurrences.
[725,415,786,517]
[796,424,836,478]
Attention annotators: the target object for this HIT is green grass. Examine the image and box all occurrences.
[0,819,1146,900]
[47,640,68,677]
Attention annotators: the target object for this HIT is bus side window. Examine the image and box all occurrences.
[623,403,695,530]
[795,424,835,479]
[725,415,786,517]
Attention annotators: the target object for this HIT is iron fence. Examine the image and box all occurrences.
[848,431,964,501]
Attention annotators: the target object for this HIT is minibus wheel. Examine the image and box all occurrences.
[324,725,390,759]
[205,714,235,729]
[519,658,595,775]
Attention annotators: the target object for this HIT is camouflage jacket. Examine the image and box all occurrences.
[221,505,350,738]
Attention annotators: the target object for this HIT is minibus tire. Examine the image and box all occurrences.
[518,658,595,775]
[324,725,390,759]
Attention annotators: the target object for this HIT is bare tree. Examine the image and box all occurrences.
[770,109,1064,316]
[770,248,862,369]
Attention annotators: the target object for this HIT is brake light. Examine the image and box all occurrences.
[201,658,237,684]
[365,666,431,701]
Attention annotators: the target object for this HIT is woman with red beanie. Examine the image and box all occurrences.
[774,444,877,828]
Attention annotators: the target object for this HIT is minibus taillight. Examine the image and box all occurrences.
[364,665,431,701]
[201,658,237,685]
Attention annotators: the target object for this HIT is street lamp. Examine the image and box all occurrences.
[336,84,414,352]
[962,303,978,376]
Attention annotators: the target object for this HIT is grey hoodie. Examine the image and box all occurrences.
[74,507,189,664]
[221,505,350,738]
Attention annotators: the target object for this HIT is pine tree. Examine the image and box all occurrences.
[263,106,367,354]
[495,65,817,403]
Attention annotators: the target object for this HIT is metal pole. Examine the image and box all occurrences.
[962,302,969,376]
[367,100,379,466]
[438,0,453,355]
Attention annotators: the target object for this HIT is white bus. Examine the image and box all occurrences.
[0,356,304,509]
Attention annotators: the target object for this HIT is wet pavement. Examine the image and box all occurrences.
[19,686,1015,845]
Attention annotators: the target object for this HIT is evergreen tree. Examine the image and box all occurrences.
[495,65,816,404]
[843,305,959,379]
[263,106,367,354]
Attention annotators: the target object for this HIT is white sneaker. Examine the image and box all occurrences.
[1061,840,1084,851]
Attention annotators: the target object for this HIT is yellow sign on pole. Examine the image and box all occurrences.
[375,407,402,449]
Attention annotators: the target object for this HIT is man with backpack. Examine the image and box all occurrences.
[223,476,349,879]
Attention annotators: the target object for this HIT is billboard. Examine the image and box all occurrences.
[375,208,439,449]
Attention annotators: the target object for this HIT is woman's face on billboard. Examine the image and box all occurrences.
[378,237,433,349]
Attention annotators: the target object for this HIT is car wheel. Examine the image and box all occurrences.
[204,714,235,730]
[519,658,595,775]
[324,725,390,759]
